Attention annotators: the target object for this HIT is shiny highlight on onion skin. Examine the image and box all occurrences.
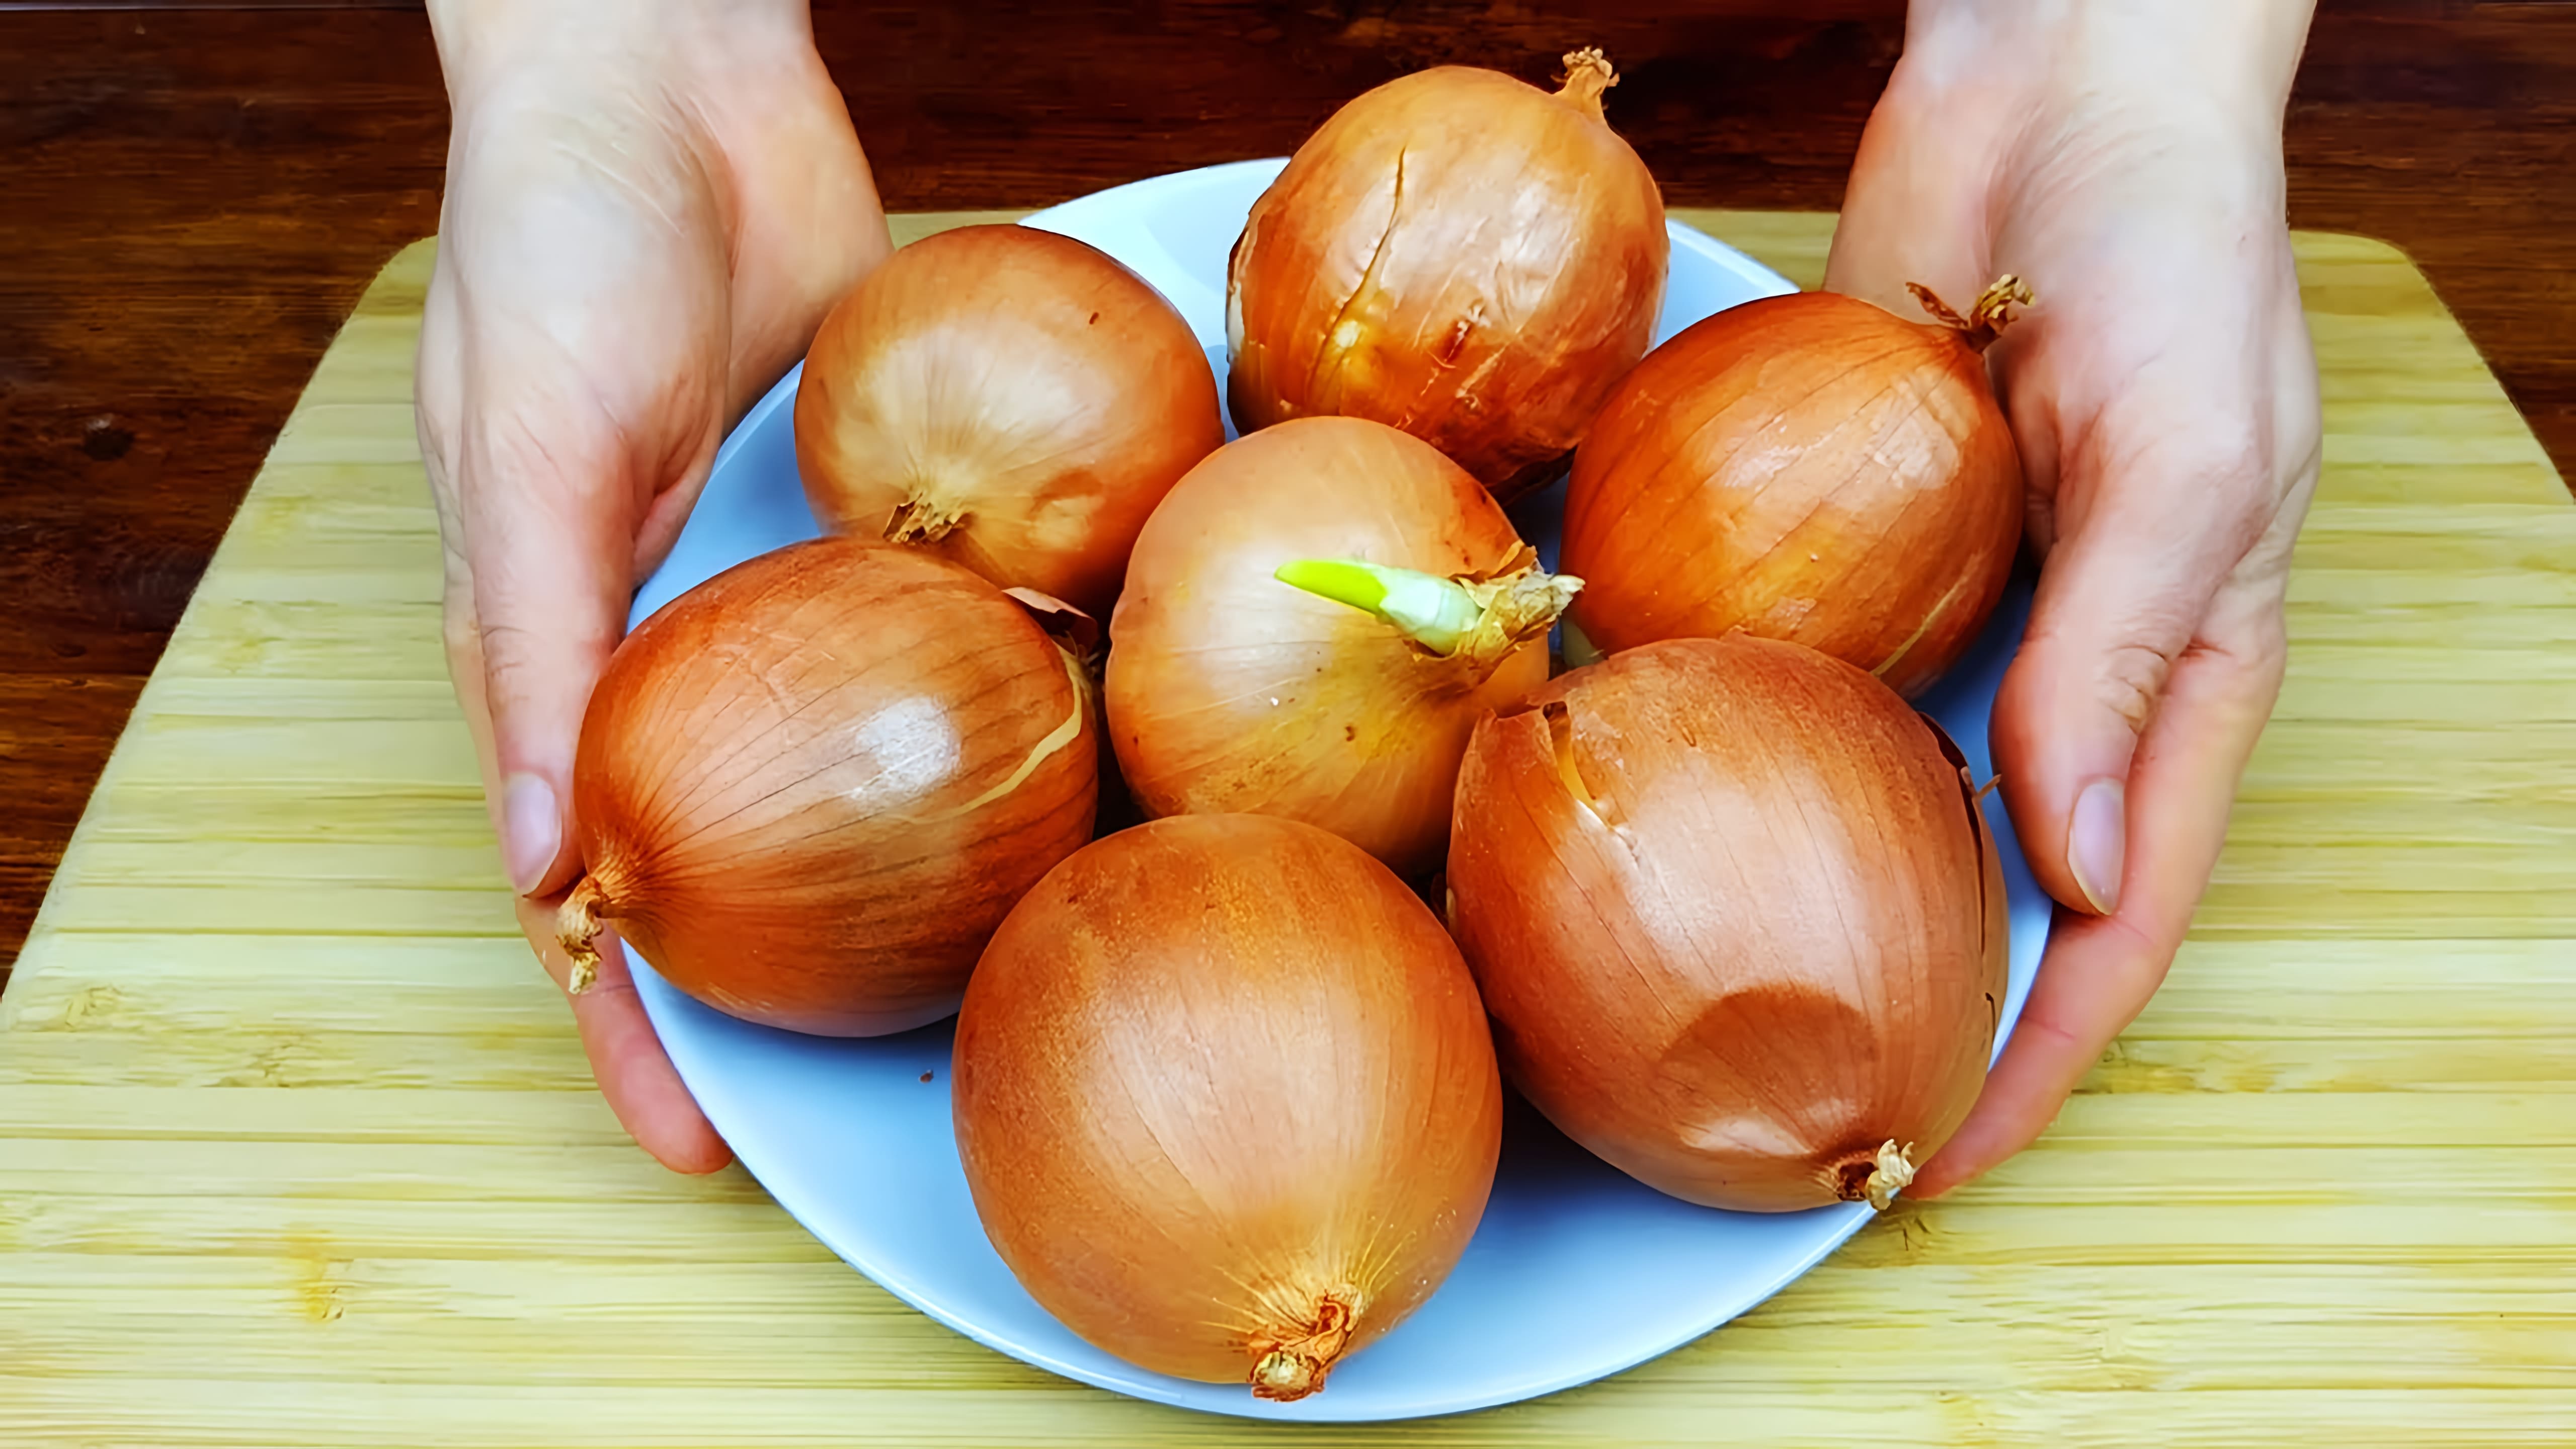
[796,224,1225,619]
[1225,50,1668,499]
[564,538,1098,1036]
[953,814,1502,1400]
[1447,635,2006,1212]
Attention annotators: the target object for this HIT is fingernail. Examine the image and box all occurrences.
[502,772,560,895]
[2068,776,2125,915]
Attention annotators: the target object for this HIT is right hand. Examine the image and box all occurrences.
[1825,0,2319,1195]
[416,0,892,1170]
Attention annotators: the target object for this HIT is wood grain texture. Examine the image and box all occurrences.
[0,6,451,981]
[2,214,2569,1445]
[3,1,2572,981]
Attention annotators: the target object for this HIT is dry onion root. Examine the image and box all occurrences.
[1562,277,2032,697]
[1226,48,1668,499]
[1106,416,1576,875]
[953,814,1502,1400]
[1447,635,2006,1212]
[559,538,1098,1035]
[795,223,1225,618]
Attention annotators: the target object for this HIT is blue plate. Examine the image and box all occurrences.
[625,159,2047,1422]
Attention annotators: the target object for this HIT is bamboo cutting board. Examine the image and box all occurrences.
[4,212,2573,1447]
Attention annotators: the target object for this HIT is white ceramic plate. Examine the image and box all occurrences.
[625,158,2048,1422]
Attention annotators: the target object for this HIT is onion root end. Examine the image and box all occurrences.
[555,876,609,996]
[1837,1139,1919,1212]
[1247,1295,1357,1402]
[886,496,969,544]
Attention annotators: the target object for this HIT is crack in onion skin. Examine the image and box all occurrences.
[1446,636,2006,1212]
[1560,289,2024,698]
[795,224,1225,619]
[952,815,1502,1399]
[566,539,1098,1036]
[1225,50,1667,499]
[1106,417,1562,876]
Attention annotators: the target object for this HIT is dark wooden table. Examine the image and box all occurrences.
[3,0,2570,987]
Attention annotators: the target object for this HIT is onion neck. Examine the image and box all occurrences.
[555,875,611,995]
[1248,1295,1357,1403]
[1836,1139,1919,1212]
[1905,275,2034,353]
[1274,556,1582,681]
[886,493,969,543]
[1555,46,1618,121]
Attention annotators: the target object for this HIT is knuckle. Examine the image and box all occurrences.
[2191,583,2294,693]
[475,616,552,683]
[2098,907,2180,982]
[2095,641,2175,736]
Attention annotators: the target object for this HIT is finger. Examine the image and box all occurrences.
[515,892,733,1175]
[441,119,730,900]
[1989,417,2279,919]
[419,258,510,826]
[1914,585,2284,1197]
[455,393,658,898]
[440,583,509,846]
[427,284,718,1174]
[458,579,729,1177]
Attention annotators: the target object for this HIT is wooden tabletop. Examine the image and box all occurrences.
[7,205,2572,1445]
[3,2,2574,982]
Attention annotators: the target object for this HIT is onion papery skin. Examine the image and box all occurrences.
[1561,289,2022,698]
[1106,416,1560,877]
[1225,52,1667,499]
[795,223,1225,618]
[1446,635,2005,1212]
[567,539,1097,1036]
[953,814,1502,1400]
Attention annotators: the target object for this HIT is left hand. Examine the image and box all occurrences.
[1825,0,2322,1196]
[417,0,891,1170]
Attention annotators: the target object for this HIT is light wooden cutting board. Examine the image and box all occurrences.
[4,212,2572,1447]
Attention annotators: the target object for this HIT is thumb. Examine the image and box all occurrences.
[459,408,654,898]
[1992,469,2248,917]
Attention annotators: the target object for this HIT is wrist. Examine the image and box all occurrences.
[1898,0,2312,132]
[428,0,816,110]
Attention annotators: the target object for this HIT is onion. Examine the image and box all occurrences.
[1105,416,1577,876]
[795,224,1225,617]
[1226,48,1667,498]
[953,814,1501,1400]
[558,538,1097,1035]
[1446,635,2005,1212]
[1561,278,2031,697]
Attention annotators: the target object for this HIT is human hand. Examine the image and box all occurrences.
[1825,0,2322,1195]
[416,0,891,1170]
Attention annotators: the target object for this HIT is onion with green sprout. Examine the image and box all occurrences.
[1105,416,1575,876]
